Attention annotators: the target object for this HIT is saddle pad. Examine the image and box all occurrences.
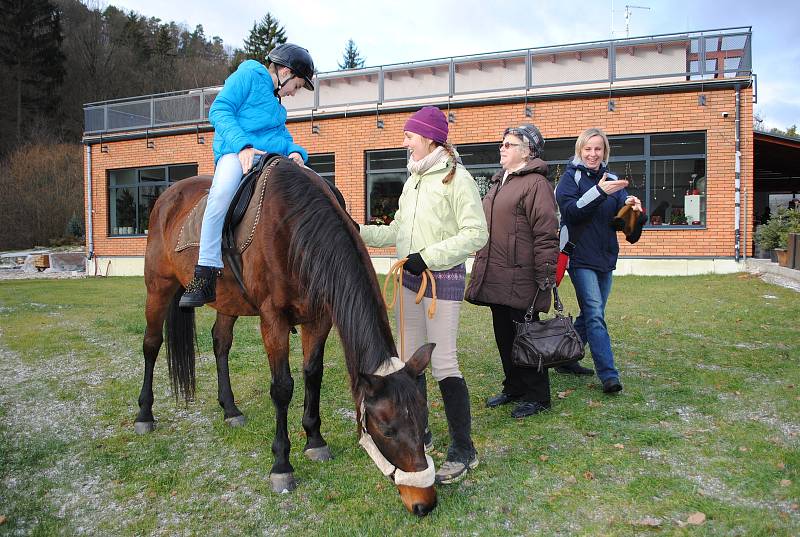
[175,167,270,254]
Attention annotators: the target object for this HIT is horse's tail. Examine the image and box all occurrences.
[164,288,197,403]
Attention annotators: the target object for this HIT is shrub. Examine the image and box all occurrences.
[756,208,800,249]
[0,143,83,249]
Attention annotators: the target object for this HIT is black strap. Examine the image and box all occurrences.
[561,220,589,255]
[524,286,564,322]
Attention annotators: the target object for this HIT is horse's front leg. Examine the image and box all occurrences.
[212,313,245,427]
[259,314,296,493]
[301,316,334,461]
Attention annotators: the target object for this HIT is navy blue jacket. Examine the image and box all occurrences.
[555,158,628,272]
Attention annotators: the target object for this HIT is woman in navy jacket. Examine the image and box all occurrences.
[180,44,315,308]
[555,128,644,393]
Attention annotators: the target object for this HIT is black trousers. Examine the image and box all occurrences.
[489,304,551,403]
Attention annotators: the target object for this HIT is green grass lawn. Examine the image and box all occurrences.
[0,274,798,536]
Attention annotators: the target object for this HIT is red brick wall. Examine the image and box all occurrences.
[87,86,753,259]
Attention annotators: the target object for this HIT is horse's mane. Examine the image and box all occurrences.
[272,161,398,391]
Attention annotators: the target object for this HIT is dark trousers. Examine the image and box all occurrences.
[489,304,551,403]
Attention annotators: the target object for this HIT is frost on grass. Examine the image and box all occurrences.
[0,326,310,535]
[718,396,800,445]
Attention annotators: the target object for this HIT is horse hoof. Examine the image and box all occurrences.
[304,446,333,462]
[134,421,155,434]
[270,473,297,493]
[225,415,246,428]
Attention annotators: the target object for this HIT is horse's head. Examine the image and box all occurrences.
[358,343,437,516]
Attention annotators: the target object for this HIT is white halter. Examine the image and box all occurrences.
[358,357,435,488]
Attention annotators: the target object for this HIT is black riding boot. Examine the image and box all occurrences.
[436,376,478,484]
[416,373,433,452]
[179,265,220,308]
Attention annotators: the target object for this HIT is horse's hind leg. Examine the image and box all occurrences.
[259,314,296,493]
[301,317,334,462]
[212,313,245,427]
[135,278,178,434]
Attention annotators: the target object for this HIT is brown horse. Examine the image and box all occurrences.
[134,158,437,515]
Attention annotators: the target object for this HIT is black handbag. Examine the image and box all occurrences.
[511,286,585,371]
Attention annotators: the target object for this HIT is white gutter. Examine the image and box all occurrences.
[86,144,94,262]
[734,85,741,262]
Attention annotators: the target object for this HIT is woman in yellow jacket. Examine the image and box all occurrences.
[360,106,488,484]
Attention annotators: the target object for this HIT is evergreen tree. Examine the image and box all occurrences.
[0,0,66,147]
[241,13,286,66]
[338,39,365,70]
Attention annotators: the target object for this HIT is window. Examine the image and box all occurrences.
[547,132,707,227]
[108,163,198,236]
[648,133,706,226]
[366,149,407,225]
[458,142,501,198]
[307,153,335,183]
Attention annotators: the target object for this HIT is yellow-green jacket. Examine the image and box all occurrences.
[360,159,488,270]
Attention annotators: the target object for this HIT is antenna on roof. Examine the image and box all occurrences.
[624,4,651,37]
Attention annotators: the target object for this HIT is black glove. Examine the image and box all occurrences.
[404,252,428,276]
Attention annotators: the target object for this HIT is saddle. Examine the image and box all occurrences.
[176,154,348,293]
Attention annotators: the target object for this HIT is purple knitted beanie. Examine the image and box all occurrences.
[404,106,448,143]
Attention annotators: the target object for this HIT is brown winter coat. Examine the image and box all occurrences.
[465,159,559,312]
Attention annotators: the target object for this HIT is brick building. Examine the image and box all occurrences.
[83,27,766,276]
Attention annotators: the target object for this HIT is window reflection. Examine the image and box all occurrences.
[366,150,406,225]
[108,163,198,236]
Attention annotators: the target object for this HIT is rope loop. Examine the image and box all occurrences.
[381,258,437,361]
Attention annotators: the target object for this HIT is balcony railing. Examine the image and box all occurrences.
[84,27,751,135]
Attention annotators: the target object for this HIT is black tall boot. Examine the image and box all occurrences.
[179,265,221,308]
[415,373,433,452]
[436,376,478,484]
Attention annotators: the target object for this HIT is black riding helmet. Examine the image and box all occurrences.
[268,43,315,91]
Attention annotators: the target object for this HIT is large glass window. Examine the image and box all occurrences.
[547,132,707,227]
[459,142,501,198]
[366,149,407,225]
[109,163,198,236]
[307,153,335,184]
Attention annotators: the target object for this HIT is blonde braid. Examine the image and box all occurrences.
[440,142,457,184]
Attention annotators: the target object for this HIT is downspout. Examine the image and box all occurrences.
[734,84,741,262]
[86,144,94,264]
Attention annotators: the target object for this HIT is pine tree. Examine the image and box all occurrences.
[241,13,287,66]
[0,0,66,145]
[338,39,365,70]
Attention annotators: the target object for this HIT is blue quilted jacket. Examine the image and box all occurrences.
[209,60,307,164]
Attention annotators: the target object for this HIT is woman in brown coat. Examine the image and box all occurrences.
[465,124,559,418]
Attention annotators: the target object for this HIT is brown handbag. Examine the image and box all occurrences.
[511,286,585,371]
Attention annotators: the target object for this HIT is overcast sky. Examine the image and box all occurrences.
[104,0,798,130]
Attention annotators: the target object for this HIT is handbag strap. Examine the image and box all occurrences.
[524,286,563,322]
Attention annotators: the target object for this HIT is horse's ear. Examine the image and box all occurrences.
[359,373,387,396]
[404,343,435,377]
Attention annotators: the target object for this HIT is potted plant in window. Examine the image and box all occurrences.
[670,209,688,226]
[756,207,800,266]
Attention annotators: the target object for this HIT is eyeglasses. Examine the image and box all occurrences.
[499,142,523,150]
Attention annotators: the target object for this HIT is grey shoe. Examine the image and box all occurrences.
[435,452,479,485]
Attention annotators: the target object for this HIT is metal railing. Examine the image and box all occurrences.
[83,27,751,135]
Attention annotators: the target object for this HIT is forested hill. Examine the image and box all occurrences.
[0,0,288,249]
[0,0,242,156]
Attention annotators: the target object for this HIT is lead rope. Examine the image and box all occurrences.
[381,258,437,362]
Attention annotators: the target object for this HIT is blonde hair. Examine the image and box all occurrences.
[574,127,611,164]
[437,142,458,184]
